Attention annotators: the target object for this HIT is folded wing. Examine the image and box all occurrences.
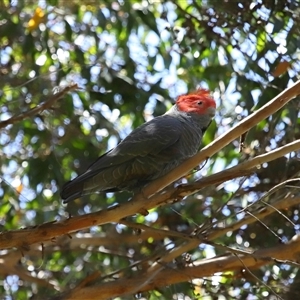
[61,115,183,203]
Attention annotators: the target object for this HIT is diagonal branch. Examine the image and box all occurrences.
[0,140,298,251]
[206,195,300,241]
[146,195,300,274]
[0,84,78,129]
[175,139,300,197]
[57,234,300,300]
[0,81,300,250]
[139,79,300,198]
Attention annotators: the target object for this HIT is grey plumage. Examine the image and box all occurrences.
[61,90,216,203]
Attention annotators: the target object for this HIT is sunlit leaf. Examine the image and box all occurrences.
[27,7,45,32]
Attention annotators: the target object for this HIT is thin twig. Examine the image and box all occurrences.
[233,253,284,300]
[261,199,296,227]
[245,210,283,242]
[0,84,77,129]
[147,196,300,274]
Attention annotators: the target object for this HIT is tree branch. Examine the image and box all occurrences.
[175,139,300,197]
[0,84,78,129]
[56,234,300,300]
[0,81,299,250]
[139,79,300,198]
[146,195,300,274]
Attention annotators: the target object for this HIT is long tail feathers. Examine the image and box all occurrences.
[60,180,84,203]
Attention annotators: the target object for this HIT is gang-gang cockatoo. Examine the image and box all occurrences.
[61,88,216,203]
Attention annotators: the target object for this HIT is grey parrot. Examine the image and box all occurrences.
[61,89,216,203]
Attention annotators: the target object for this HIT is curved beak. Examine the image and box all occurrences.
[207,106,216,117]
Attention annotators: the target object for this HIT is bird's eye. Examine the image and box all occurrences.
[197,101,203,105]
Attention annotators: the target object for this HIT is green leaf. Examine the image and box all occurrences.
[47,0,58,5]
[135,9,160,36]
[256,31,266,52]
[64,20,73,41]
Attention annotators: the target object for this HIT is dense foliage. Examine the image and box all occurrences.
[1,0,300,299]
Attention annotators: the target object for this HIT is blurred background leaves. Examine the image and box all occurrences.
[0,0,300,299]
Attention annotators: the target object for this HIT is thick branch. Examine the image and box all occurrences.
[0,141,299,250]
[147,195,300,273]
[57,234,300,300]
[0,137,298,250]
[139,79,300,198]
[176,139,300,197]
[0,82,300,250]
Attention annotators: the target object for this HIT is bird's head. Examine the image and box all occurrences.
[176,88,216,117]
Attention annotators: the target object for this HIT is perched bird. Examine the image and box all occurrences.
[61,89,216,203]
